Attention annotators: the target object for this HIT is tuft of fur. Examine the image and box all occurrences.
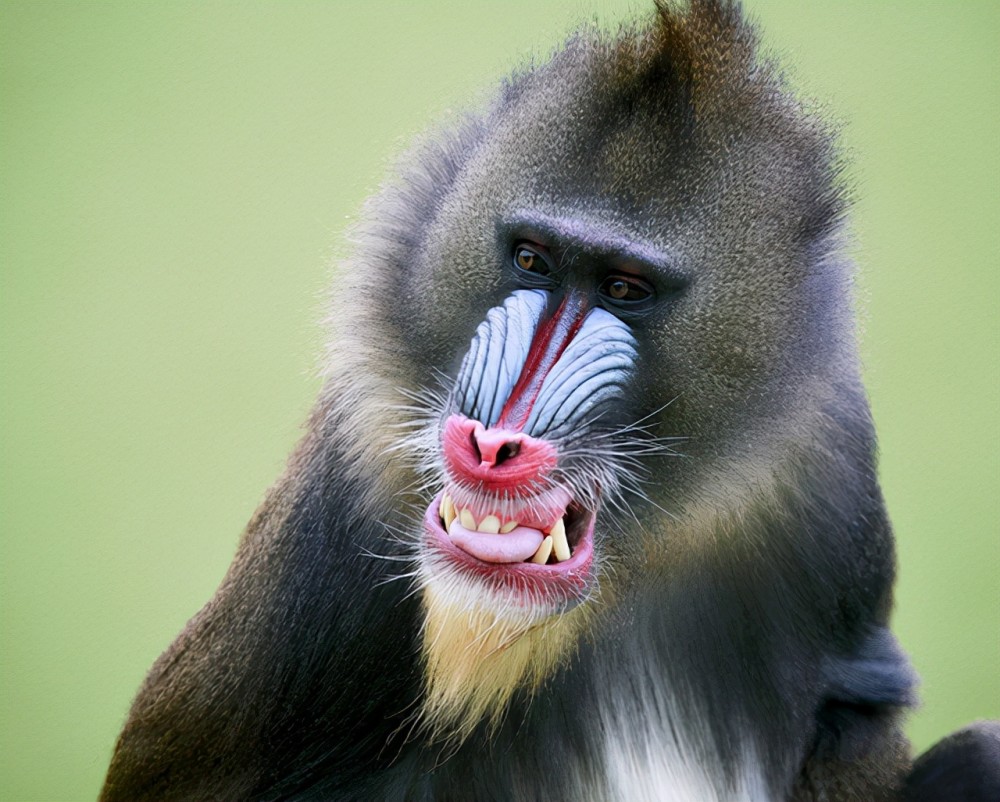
[417,568,590,744]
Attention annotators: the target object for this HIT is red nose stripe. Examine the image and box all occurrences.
[497,293,588,431]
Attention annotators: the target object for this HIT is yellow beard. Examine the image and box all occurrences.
[418,571,589,744]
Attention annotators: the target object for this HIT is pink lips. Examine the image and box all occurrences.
[447,521,544,563]
[423,494,595,602]
[429,413,595,602]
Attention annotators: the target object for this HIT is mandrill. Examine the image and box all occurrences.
[102,2,1000,800]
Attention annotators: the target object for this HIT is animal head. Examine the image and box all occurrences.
[323,0,858,742]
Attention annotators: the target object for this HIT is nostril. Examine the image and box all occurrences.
[441,416,557,483]
[494,441,520,466]
[470,427,522,468]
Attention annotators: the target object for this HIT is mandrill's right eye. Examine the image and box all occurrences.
[513,244,552,277]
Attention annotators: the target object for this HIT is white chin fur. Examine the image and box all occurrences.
[415,549,587,743]
[416,548,563,622]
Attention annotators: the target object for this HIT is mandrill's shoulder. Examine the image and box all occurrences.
[903,722,1000,802]
[792,628,916,801]
[797,632,1000,801]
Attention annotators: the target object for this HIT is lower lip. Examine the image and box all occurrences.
[422,493,595,605]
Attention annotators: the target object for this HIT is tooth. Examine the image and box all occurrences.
[500,520,517,534]
[441,495,456,529]
[550,517,570,562]
[460,508,476,530]
[478,514,501,534]
[530,535,553,564]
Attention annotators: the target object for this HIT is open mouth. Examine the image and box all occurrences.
[422,489,595,603]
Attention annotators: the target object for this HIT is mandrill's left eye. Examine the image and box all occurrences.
[599,274,655,305]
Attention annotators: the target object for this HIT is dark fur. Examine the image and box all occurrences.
[102,2,996,799]
[902,722,1000,802]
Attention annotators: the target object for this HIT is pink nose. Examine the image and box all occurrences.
[441,415,558,493]
[471,427,523,467]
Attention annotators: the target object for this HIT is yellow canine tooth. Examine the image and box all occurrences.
[530,535,553,564]
[441,495,456,530]
[460,508,476,530]
[550,517,570,562]
[478,515,501,534]
[500,520,517,534]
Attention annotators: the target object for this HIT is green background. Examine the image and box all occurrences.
[1,2,997,799]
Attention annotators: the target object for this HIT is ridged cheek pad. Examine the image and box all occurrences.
[453,290,638,439]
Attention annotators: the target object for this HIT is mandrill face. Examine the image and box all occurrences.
[356,18,856,739]
[428,289,639,599]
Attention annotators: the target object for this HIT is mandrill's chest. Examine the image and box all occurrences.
[599,735,772,802]
[595,689,773,802]
[404,675,777,802]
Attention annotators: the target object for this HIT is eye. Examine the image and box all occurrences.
[513,244,552,276]
[599,274,655,305]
